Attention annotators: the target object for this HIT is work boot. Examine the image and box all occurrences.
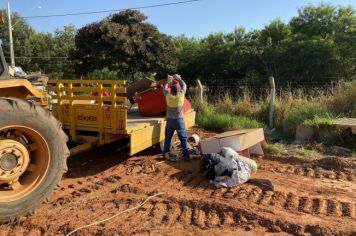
[165,152,179,162]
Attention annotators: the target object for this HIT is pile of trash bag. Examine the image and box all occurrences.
[200,147,257,188]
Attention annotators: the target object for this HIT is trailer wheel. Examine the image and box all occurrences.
[0,98,69,223]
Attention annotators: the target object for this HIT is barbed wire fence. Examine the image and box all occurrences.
[187,77,349,102]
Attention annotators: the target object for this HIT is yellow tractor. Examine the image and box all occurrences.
[0,47,196,222]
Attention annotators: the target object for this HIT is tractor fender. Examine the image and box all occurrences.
[0,79,45,99]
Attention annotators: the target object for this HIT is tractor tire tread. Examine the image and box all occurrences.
[0,97,69,224]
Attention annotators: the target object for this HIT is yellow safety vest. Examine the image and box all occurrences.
[166,93,185,108]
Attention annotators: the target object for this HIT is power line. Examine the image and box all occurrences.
[24,0,203,19]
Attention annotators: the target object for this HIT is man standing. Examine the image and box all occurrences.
[163,74,190,161]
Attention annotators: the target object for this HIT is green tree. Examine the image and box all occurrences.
[52,25,76,77]
[73,10,178,78]
[333,6,356,78]
[172,35,201,83]
[281,36,339,82]
[257,20,291,78]
[0,11,76,77]
[0,11,34,71]
[290,4,337,38]
[285,4,356,82]
[27,25,76,77]
[174,3,356,92]
[29,32,56,72]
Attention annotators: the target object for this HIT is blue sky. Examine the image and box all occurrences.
[2,0,355,37]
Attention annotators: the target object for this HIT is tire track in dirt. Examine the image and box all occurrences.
[107,193,353,235]
[46,156,355,236]
[151,168,356,220]
[258,162,355,182]
[218,186,354,219]
[50,174,123,207]
[4,150,355,236]
[102,183,355,235]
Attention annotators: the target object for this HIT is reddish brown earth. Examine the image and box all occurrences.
[1,128,355,236]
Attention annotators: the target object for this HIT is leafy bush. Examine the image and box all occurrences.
[284,102,336,126]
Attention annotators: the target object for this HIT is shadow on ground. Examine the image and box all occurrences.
[65,139,131,178]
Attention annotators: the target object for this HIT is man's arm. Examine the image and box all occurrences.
[164,75,173,96]
[173,74,187,95]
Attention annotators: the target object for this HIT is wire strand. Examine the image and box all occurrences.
[24,0,203,19]
[65,192,165,236]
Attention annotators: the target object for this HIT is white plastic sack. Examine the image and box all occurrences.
[213,159,251,188]
[221,147,258,175]
[213,156,237,176]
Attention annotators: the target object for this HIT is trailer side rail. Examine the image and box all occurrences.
[48,79,127,144]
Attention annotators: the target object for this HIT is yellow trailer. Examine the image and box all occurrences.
[49,79,196,156]
[0,78,195,223]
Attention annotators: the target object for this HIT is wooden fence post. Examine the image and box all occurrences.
[269,76,275,129]
[196,79,204,103]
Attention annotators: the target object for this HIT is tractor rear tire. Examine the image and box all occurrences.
[0,97,69,223]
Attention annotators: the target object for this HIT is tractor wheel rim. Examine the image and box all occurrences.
[0,153,18,171]
[0,126,50,202]
[0,139,30,183]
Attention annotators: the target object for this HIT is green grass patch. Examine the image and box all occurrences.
[284,102,336,126]
[293,147,321,158]
[194,101,262,132]
[197,112,262,132]
[264,143,321,158]
[302,115,335,126]
[263,143,287,155]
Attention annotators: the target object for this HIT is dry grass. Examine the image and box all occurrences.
[327,80,356,117]
[208,81,355,129]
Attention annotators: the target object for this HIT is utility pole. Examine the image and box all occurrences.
[7,1,15,67]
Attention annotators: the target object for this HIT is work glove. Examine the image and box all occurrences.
[173,74,182,81]
[167,75,173,84]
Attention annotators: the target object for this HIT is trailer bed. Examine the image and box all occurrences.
[126,107,165,132]
[48,79,196,156]
[128,108,196,155]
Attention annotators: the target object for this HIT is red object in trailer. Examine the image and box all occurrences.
[137,85,191,117]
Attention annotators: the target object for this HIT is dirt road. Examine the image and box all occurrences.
[1,129,355,236]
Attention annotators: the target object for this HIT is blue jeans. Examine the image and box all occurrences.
[164,118,190,160]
